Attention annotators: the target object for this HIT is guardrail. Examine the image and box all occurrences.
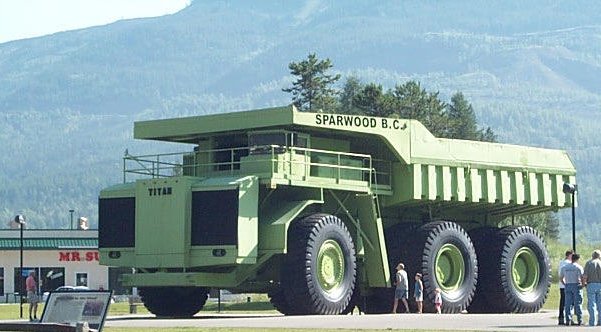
[2,292,19,303]
[123,145,391,189]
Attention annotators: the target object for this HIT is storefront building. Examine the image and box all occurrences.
[0,229,120,302]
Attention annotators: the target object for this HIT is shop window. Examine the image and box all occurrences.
[0,268,4,295]
[75,273,88,287]
[40,268,65,293]
[13,267,38,295]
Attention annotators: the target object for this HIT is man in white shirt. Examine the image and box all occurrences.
[560,253,584,326]
[558,250,573,325]
[392,262,410,313]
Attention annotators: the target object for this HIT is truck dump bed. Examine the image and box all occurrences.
[134,106,576,220]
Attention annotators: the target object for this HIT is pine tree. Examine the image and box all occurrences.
[282,53,340,112]
[392,81,448,137]
[499,212,559,241]
[353,83,396,117]
[479,127,497,142]
[337,76,363,114]
[545,212,560,241]
[447,92,479,140]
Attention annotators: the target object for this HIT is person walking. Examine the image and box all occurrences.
[434,288,442,314]
[558,249,573,325]
[25,271,39,322]
[391,263,409,313]
[560,253,584,326]
[414,273,423,314]
[583,249,601,326]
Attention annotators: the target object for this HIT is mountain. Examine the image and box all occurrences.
[1,0,600,241]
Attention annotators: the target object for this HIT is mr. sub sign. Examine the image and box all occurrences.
[58,251,99,262]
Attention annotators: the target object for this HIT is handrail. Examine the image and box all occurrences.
[122,145,392,189]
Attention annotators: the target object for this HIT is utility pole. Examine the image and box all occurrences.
[563,183,578,253]
[15,215,26,319]
[69,209,75,230]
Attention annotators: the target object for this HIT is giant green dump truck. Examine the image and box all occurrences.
[99,106,576,316]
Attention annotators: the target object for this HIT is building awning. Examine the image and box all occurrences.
[0,238,97,250]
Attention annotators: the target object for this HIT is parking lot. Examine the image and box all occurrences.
[103,309,598,331]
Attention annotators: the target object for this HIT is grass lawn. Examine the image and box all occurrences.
[0,300,278,320]
[0,303,45,320]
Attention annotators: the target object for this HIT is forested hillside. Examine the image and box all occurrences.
[1,0,600,241]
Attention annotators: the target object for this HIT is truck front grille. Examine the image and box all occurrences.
[99,197,135,248]
[191,190,238,246]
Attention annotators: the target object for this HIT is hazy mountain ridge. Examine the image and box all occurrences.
[4,2,601,112]
[1,0,600,240]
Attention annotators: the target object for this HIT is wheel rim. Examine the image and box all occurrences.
[512,247,539,293]
[317,239,345,293]
[435,243,465,291]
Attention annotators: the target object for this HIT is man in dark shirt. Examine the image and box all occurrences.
[584,250,601,326]
[558,250,573,325]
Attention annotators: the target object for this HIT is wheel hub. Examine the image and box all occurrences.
[317,239,345,293]
[512,247,540,293]
[435,243,465,291]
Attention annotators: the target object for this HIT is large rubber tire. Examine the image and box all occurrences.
[403,221,478,313]
[470,226,550,313]
[282,213,356,315]
[268,284,301,315]
[363,221,477,314]
[139,286,208,317]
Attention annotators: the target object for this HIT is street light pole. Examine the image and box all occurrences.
[563,183,578,253]
[571,190,576,253]
[69,209,74,230]
[14,215,25,319]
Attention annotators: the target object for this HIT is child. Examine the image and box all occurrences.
[434,288,442,314]
[414,273,423,313]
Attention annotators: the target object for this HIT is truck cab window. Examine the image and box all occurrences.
[213,135,248,170]
[249,133,287,155]
[248,132,309,155]
[291,134,308,149]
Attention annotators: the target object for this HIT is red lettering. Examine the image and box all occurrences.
[59,252,70,261]
[59,251,99,262]
[84,252,99,261]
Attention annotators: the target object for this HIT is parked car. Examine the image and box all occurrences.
[43,285,90,301]
[54,286,90,292]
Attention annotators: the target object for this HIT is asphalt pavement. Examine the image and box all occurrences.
[103,309,601,331]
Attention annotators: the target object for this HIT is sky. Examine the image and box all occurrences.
[0,0,190,44]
